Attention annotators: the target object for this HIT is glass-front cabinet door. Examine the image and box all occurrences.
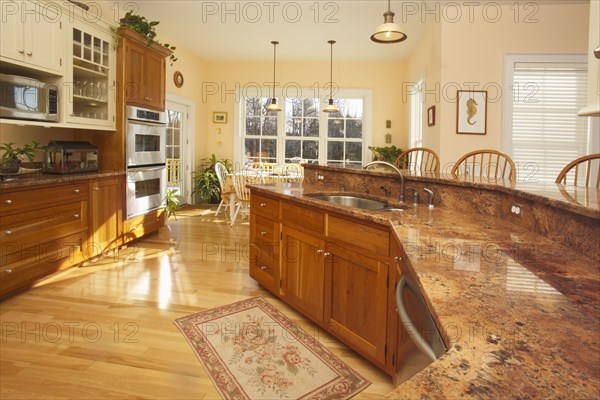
[66,21,115,128]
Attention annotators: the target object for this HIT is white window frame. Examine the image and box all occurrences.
[502,53,589,183]
[233,88,372,166]
[409,78,424,148]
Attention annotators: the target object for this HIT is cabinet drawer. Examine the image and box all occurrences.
[1,183,88,215]
[249,249,277,293]
[250,193,279,220]
[123,209,165,242]
[251,214,279,255]
[282,201,324,235]
[1,202,87,246]
[1,232,85,298]
[328,215,389,255]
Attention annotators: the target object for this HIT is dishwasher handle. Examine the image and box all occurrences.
[396,276,437,362]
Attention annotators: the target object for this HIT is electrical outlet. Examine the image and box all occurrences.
[317,175,325,181]
[510,204,522,217]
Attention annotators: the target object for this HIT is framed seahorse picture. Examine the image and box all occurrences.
[456,90,487,135]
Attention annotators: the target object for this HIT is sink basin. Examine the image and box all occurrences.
[310,195,387,210]
[378,206,409,212]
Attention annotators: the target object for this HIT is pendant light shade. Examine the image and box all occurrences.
[370,0,407,44]
[266,41,281,112]
[323,40,338,114]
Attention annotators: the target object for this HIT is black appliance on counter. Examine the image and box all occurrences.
[44,141,98,174]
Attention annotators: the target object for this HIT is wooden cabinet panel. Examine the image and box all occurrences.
[328,214,390,255]
[89,177,123,256]
[123,39,146,106]
[250,193,280,220]
[281,225,325,323]
[324,244,389,365]
[123,208,166,242]
[250,213,278,257]
[249,250,278,292]
[281,201,324,235]
[144,50,166,110]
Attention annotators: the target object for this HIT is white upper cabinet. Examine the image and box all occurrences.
[0,0,64,74]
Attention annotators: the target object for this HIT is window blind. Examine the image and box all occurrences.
[511,61,588,183]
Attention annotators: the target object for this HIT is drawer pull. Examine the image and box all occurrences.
[74,214,80,219]
[260,202,267,207]
[5,199,12,205]
[18,49,24,54]
[5,269,12,274]
[316,249,324,254]
[260,265,267,271]
[94,187,100,191]
[26,51,32,56]
[323,252,331,257]
[260,231,267,236]
[74,189,80,194]
[394,256,402,262]
[5,230,12,236]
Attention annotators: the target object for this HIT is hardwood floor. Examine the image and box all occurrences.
[0,206,395,399]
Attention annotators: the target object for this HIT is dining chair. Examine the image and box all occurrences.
[214,162,230,217]
[394,147,440,174]
[451,149,516,183]
[555,154,600,187]
[231,168,263,226]
[282,163,304,183]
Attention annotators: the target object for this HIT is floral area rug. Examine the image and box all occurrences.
[175,297,370,399]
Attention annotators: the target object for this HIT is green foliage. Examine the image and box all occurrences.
[192,154,231,204]
[164,188,183,220]
[368,145,403,164]
[0,141,46,164]
[117,11,177,65]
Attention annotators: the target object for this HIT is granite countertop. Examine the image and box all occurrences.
[0,170,125,191]
[250,183,600,399]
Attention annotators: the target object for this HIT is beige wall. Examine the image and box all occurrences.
[201,59,405,165]
[436,1,589,168]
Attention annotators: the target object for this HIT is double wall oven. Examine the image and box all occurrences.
[125,105,167,219]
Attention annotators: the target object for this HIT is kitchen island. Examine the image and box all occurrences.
[248,164,599,399]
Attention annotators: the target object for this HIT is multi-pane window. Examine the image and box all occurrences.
[240,94,368,166]
[285,98,320,163]
[244,98,278,164]
[326,99,363,166]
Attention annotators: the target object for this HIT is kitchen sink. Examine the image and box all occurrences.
[309,195,388,210]
[378,206,409,212]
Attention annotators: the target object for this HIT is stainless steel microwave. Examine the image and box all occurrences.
[0,73,59,122]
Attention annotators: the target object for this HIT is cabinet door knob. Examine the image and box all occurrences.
[5,199,12,205]
[73,214,80,219]
[260,203,267,207]
[5,230,12,236]
[394,256,402,262]
[5,269,12,274]
[316,249,324,254]
[18,49,24,54]
[94,187,100,191]
[260,265,267,271]
[260,231,267,236]
[26,51,32,56]
[323,252,331,257]
[74,189,80,193]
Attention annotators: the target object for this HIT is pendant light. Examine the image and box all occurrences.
[266,41,281,112]
[370,0,407,44]
[323,40,339,114]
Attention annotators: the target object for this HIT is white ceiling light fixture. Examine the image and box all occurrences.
[323,40,339,114]
[370,0,407,44]
[266,41,281,112]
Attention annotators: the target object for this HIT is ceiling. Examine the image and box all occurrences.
[107,0,428,61]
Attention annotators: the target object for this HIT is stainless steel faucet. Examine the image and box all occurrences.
[363,160,405,202]
[423,188,434,208]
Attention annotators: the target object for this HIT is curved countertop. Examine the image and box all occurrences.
[0,170,124,191]
[249,182,600,399]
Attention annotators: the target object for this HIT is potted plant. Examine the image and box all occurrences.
[368,145,403,164]
[192,154,232,204]
[113,11,177,65]
[164,188,184,220]
[0,141,46,174]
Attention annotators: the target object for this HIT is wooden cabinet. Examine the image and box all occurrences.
[324,243,389,365]
[281,225,325,323]
[88,176,123,256]
[0,182,88,298]
[123,208,166,242]
[0,0,63,74]
[248,190,398,375]
[119,28,168,111]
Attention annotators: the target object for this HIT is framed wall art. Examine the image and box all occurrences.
[213,112,228,124]
[456,90,487,135]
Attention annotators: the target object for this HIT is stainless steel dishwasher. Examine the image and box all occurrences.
[395,273,447,384]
